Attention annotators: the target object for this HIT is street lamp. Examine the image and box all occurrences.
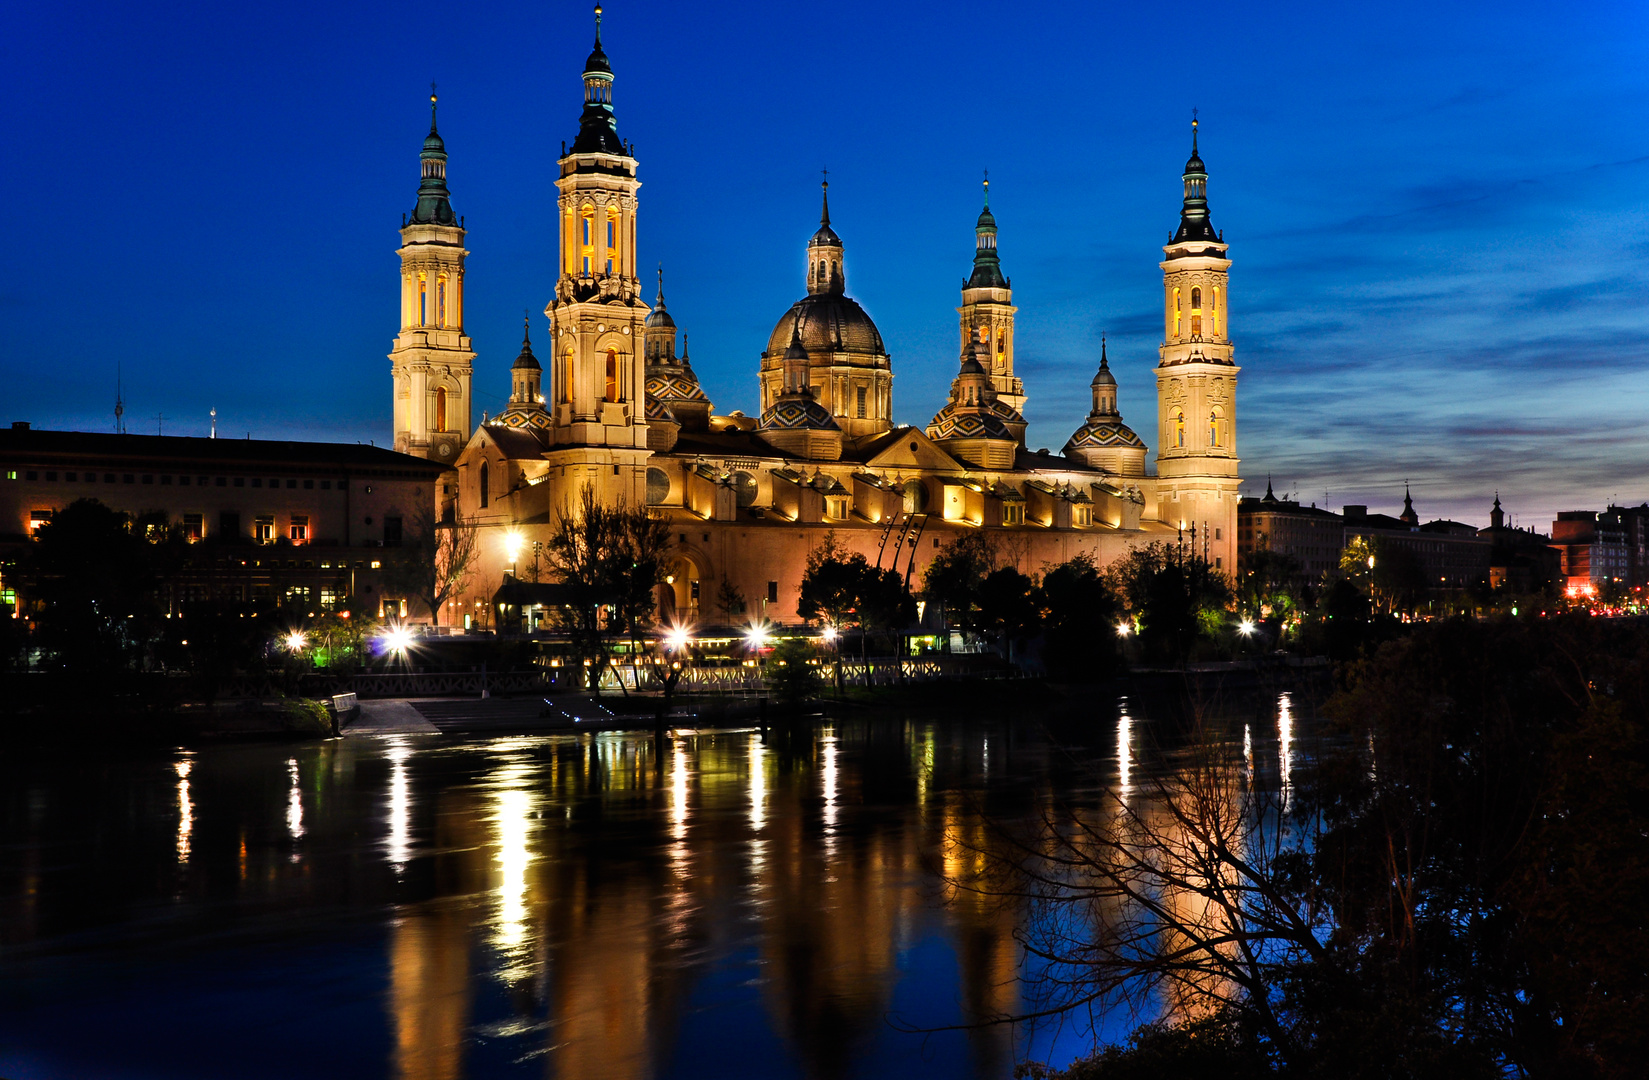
[1238,620,1256,636]
[821,625,839,643]
[1115,621,1131,638]
[284,630,307,653]
[503,531,524,576]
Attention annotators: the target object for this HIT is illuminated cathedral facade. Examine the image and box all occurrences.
[396,9,1240,626]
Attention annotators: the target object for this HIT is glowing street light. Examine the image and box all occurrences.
[1115,621,1132,638]
[503,531,525,574]
[744,622,771,650]
[284,630,307,653]
[380,626,413,655]
[1238,620,1256,636]
[663,622,691,652]
[821,625,839,643]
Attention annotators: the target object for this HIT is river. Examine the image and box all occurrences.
[0,692,1308,1079]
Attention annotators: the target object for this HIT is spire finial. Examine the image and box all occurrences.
[430,82,438,132]
[1191,107,1198,154]
[656,263,664,306]
[1100,334,1108,366]
[523,309,531,346]
[982,169,989,208]
[594,2,603,44]
[820,168,830,226]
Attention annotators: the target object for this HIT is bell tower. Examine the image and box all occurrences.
[957,175,1025,435]
[543,3,650,456]
[1155,117,1240,572]
[389,89,474,464]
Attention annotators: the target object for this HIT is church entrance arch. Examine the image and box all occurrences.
[660,549,708,625]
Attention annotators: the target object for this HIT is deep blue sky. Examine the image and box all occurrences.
[6,1,1646,529]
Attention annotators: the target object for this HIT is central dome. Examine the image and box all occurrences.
[766,294,886,359]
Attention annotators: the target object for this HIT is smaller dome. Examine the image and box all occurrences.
[760,396,839,432]
[1065,420,1145,451]
[929,409,1013,442]
[643,306,675,330]
[811,222,842,247]
[584,42,612,77]
[512,319,540,370]
[959,354,986,376]
[1090,365,1115,388]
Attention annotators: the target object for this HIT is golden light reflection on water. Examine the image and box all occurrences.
[1116,703,1134,801]
[174,751,193,864]
[485,742,539,978]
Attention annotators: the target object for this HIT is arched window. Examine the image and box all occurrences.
[435,388,447,432]
[479,462,489,508]
[1209,410,1219,446]
[418,277,427,326]
[561,347,575,404]
[1191,286,1201,308]
[1211,287,1221,335]
[436,278,447,327]
[605,349,619,401]
[1172,287,1181,337]
[1173,409,1186,448]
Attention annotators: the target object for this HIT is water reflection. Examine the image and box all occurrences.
[285,756,305,843]
[1278,692,1295,811]
[386,737,413,872]
[174,750,193,864]
[0,700,1314,1080]
[1116,701,1133,800]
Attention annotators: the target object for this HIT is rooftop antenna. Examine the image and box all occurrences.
[155,412,164,436]
[115,360,126,434]
[210,407,217,439]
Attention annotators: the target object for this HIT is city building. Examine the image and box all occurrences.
[1237,481,1343,581]
[1551,510,1628,595]
[0,424,446,616]
[1606,502,1649,587]
[417,11,1241,627]
[1342,490,1492,591]
[1478,494,1559,593]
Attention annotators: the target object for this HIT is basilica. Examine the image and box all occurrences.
[389,9,1241,628]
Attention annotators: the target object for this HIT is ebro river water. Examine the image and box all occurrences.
[0,693,1307,1079]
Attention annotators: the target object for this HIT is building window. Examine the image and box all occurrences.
[254,516,275,543]
[252,478,262,488]
[289,516,309,543]
[2,470,14,480]
[303,479,314,490]
[479,463,490,508]
[767,581,779,604]
[183,514,203,541]
[1004,503,1023,525]
[29,509,53,533]
[220,511,239,537]
[1211,286,1220,335]
[1172,286,1181,337]
[1190,286,1202,336]
[384,516,403,548]
[418,277,427,326]
[1173,409,1186,448]
[856,385,867,419]
[605,349,619,401]
[435,387,448,432]
[436,278,447,327]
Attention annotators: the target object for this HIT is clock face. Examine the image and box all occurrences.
[437,443,453,458]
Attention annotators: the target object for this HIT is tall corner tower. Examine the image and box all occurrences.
[389,90,475,464]
[958,176,1025,438]
[543,3,650,459]
[1155,118,1240,571]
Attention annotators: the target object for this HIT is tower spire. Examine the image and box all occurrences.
[1172,111,1216,244]
[429,82,438,133]
[409,88,456,226]
[820,170,830,227]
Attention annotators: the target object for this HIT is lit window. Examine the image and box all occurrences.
[479,463,490,508]
[418,278,427,326]
[1173,409,1186,448]
[856,385,867,419]
[435,388,448,432]
[436,278,447,327]
[29,508,53,533]
[605,349,619,401]
[254,516,275,543]
[183,514,203,541]
[289,516,309,543]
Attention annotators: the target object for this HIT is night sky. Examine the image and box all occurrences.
[7,1,1646,530]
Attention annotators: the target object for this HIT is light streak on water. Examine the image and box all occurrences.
[821,729,839,842]
[285,757,305,842]
[1278,693,1294,812]
[488,749,537,974]
[1243,723,1254,789]
[671,740,689,843]
[386,738,412,872]
[748,732,767,833]
[1117,704,1133,801]
[174,752,193,864]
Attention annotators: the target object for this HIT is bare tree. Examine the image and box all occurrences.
[382,502,479,625]
[946,721,1325,1068]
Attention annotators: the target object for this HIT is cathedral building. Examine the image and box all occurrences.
[404,10,1240,628]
